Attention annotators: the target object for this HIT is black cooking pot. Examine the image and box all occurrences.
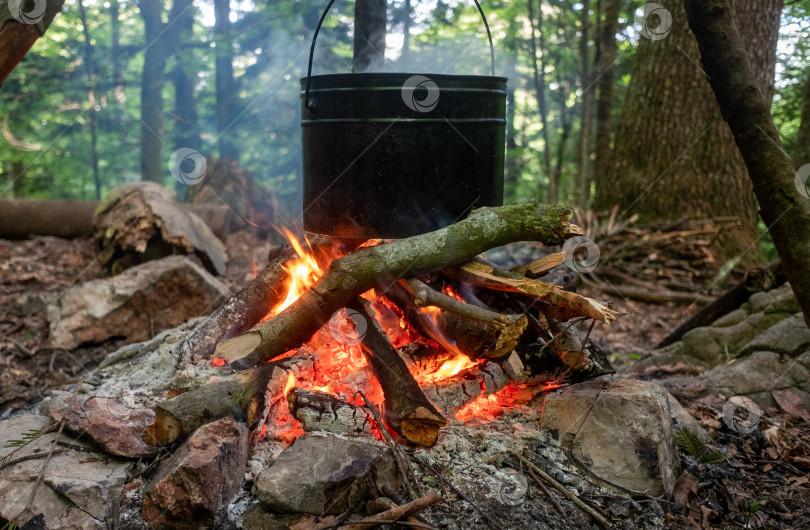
[300,0,506,239]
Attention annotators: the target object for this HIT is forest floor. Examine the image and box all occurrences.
[1,234,808,529]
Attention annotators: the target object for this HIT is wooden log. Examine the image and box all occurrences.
[287,388,374,436]
[444,260,617,323]
[657,259,785,348]
[142,361,290,446]
[0,198,235,240]
[217,204,576,369]
[173,241,333,366]
[511,252,566,278]
[385,278,527,360]
[350,298,447,447]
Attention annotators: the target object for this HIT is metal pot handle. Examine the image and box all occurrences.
[304,0,496,111]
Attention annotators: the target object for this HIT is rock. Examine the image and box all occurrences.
[48,392,159,458]
[142,417,248,529]
[47,256,229,349]
[667,393,708,442]
[255,434,399,515]
[666,349,810,411]
[241,503,301,530]
[738,313,810,358]
[93,181,228,275]
[540,379,679,497]
[0,431,128,529]
[0,415,51,460]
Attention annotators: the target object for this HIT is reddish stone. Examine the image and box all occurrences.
[142,417,248,529]
[49,391,159,458]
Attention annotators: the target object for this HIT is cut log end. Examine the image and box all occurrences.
[142,409,182,446]
[215,331,262,363]
[399,407,447,447]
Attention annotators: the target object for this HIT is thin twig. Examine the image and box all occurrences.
[411,456,503,530]
[16,376,87,526]
[526,468,565,516]
[509,451,611,528]
[340,520,437,530]
[0,449,69,472]
[358,390,417,500]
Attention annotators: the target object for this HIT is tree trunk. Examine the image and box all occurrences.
[353,0,387,73]
[573,0,593,208]
[138,0,193,184]
[595,0,781,266]
[76,0,102,200]
[593,0,620,197]
[528,0,554,202]
[683,0,810,327]
[214,0,237,160]
[793,72,810,167]
[172,4,200,161]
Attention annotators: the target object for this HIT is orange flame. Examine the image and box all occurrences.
[283,371,296,396]
[267,229,323,318]
[210,358,226,367]
[421,353,478,384]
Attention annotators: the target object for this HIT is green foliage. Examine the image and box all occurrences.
[1,0,807,217]
[675,428,729,464]
[2,429,41,448]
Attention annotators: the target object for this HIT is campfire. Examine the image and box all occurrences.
[145,204,617,451]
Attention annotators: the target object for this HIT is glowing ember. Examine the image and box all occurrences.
[454,382,562,422]
[210,358,227,367]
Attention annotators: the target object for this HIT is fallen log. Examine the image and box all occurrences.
[385,278,527,360]
[216,204,576,369]
[350,298,447,447]
[287,388,374,436]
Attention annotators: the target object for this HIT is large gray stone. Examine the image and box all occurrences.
[0,431,128,529]
[47,256,229,349]
[255,434,398,515]
[540,379,679,497]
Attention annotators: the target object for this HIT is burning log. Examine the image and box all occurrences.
[385,278,527,360]
[287,388,374,436]
[350,298,447,447]
[142,361,294,446]
[216,204,577,369]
